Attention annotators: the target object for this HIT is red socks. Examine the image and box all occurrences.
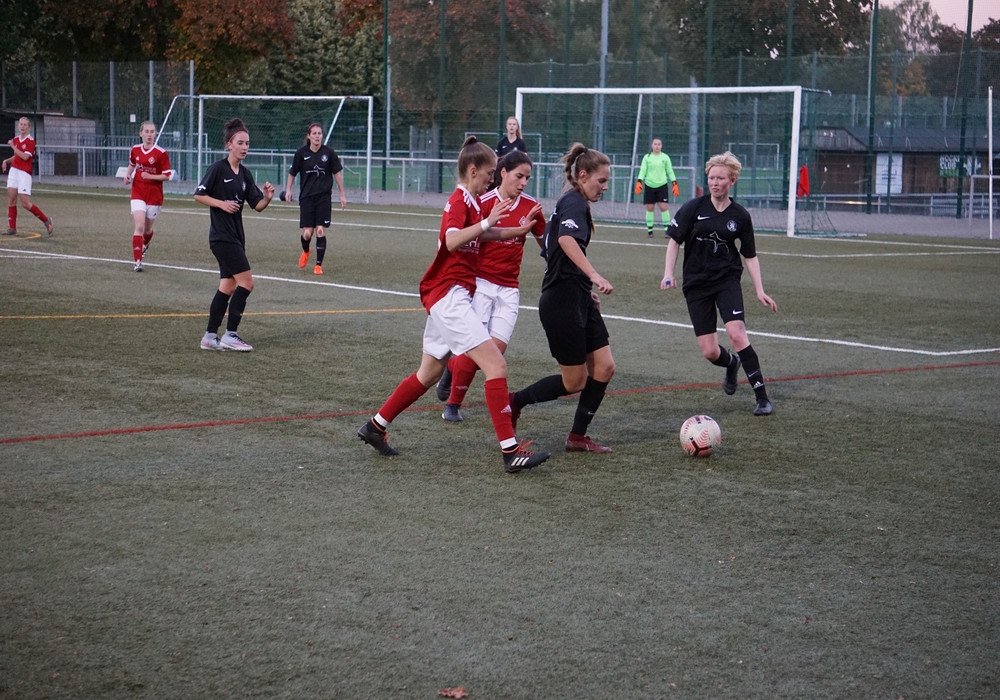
[446,354,480,405]
[28,204,46,222]
[132,234,144,262]
[484,377,515,443]
[377,373,428,424]
[7,206,15,230]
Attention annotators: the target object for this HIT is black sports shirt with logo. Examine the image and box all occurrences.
[667,194,757,293]
[195,158,265,247]
[541,188,593,293]
[289,144,343,200]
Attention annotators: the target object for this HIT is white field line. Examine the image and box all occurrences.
[3,246,997,358]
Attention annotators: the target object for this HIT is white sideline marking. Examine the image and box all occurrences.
[4,247,998,358]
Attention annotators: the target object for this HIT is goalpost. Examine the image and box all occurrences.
[157,94,374,203]
[515,85,822,237]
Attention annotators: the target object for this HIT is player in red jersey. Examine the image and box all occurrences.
[123,121,173,271]
[2,116,53,236]
[435,150,545,422]
[357,136,550,474]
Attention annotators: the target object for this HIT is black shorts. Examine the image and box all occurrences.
[538,283,610,366]
[299,194,332,230]
[685,275,746,337]
[210,241,251,279]
[643,183,671,205]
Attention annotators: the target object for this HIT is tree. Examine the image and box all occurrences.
[37,0,177,60]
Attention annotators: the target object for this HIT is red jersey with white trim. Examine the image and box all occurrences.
[129,144,172,205]
[418,185,483,312]
[10,135,34,174]
[477,188,545,288]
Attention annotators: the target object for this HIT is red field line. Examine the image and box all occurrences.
[2,360,997,445]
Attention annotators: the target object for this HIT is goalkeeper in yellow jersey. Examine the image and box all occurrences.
[634,138,679,238]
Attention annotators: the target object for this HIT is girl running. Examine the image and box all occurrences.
[123,121,173,271]
[508,143,617,454]
[282,123,346,275]
[194,118,275,352]
[435,150,545,422]
[2,116,53,236]
[358,136,549,474]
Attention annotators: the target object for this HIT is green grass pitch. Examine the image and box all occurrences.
[1,185,998,698]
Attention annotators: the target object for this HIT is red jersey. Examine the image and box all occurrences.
[9,135,34,174]
[418,186,483,312]
[477,189,545,288]
[129,144,172,205]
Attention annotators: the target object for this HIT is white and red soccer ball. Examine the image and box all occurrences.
[679,415,722,457]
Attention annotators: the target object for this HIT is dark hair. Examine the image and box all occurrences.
[562,142,610,193]
[491,150,533,190]
[223,118,248,146]
[304,122,322,145]
[457,135,496,180]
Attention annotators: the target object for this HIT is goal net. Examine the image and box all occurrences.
[515,85,836,237]
[156,94,374,202]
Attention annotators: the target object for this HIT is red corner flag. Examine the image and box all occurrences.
[796,165,810,197]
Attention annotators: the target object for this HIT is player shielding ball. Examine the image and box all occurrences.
[123,121,172,272]
[357,136,550,474]
[661,151,776,416]
[2,116,53,237]
[435,150,546,422]
[283,123,346,276]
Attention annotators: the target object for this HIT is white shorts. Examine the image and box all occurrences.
[422,285,492,360]
[472,278,521,345]
[131,200,162,219]
[5,169,32,195]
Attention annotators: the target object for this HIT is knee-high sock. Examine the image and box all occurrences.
[484,377,515,445]
[300,235,310,253]
[570,377,609,436]
[8,206,16,230]
[645,210,654,233]
[29,204,46,222]
[315,236,327,266]
[710,345,733,368]
[513,374,569,408]
[207,290,231,334]
[377,373,428,424]
[225,285,252,333]
[661,208,671,227]
[132,234,144,263]
[143,228,154,246]
[447,353,480,405]
[737,345,768,400]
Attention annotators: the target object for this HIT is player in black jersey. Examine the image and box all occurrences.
[661,151,777,415]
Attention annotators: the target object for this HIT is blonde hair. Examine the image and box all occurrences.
[705,151,742,181]
[506,116,522,139]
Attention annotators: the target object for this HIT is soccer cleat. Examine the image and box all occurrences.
[314,264,323,275]
[45,217,53,235]
[298,251,309,268]
[502,440,550,473]
[436,366,453,402]
[565,434,612,453]
[753,398,774,416]
[358,420,398,456]
[133,261,143,272]
[442,404,464,422]
[142,242,150,258]
[220,332,253,352]
[3,228,16,236]
[507,391,522,433]
[724,354,741,395]
[200,333,225,351]
[647,230,653,238]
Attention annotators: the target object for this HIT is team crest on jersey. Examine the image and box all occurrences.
[561,218,580,230]
[321,154,328,162]
[727,220,737,232]
[147,156,156,165]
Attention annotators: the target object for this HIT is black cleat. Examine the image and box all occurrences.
[442,404,463,422]
[503,440,550,473]
[358,420,399,456]
[753,398,773,416]
[724,354,741,395]
[436,365,452,402]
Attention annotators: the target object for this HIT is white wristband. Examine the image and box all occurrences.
[480,219,490,233]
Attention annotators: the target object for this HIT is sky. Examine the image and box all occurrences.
[923,0,993,31]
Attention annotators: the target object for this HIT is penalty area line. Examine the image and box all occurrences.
[3,360,996,446]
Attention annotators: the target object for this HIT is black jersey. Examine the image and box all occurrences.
[541,189,593,294]
[289,144,343,200]
[668,195,757,293]
[496,136,527,158]
[195,158,265,247]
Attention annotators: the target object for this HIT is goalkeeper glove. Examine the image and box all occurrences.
[634,180,643,195]
[672,181,680,197]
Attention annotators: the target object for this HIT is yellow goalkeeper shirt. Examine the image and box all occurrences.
[637,152,676,189]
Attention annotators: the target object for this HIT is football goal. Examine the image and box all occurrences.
[515,85,836,237]
[156,94,374,202]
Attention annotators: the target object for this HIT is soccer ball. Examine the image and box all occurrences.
[679,415,721,457]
